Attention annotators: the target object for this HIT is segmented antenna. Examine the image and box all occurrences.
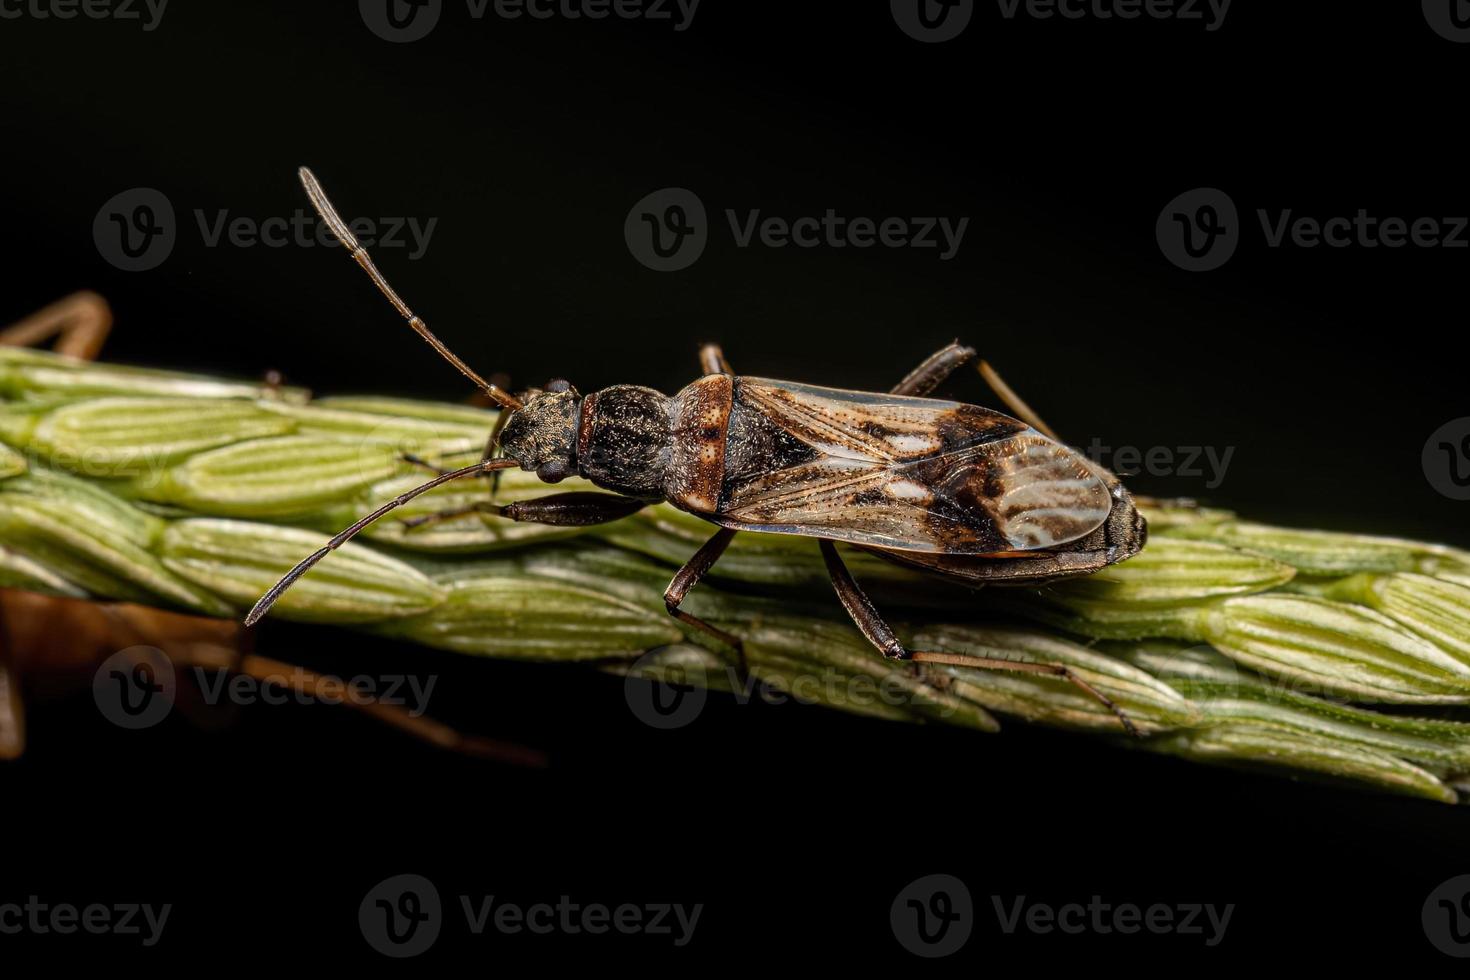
[244,457,520,626]
[297,166,523,411]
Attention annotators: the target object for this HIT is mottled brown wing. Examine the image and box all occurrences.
[716,378,1113,554]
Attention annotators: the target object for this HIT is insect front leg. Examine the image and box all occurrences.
[403,491,648,530]
[663,528,748,676]
[401,411,519,525]
[891,342,976,396]
[0,291,113,361]
[817,540,1139,736]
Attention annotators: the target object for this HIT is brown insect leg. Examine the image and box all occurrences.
[699,343,734,376]
[0,642,25,760]
[405,491,646,530]
[818,540,1139,736]
[664,528,747,675]
[977,360,1060,440]
[891,342,976,396]
[0,291,113,361]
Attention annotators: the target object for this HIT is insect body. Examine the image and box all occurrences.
[249,169,1147,733]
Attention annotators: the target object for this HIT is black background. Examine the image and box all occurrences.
[2,0,1467,967]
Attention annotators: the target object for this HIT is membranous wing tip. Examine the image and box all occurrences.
[717,379,1112,554]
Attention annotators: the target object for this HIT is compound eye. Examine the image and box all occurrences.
[545,379,573,394]
[536,460,569,483]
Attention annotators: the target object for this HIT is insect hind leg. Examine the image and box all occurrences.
[699,344,734,376]
[976,360,1060,440]
[817,540,1139,736]
[891,342,976,396]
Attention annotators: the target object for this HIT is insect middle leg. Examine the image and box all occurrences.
[663,528,748,677]
[817,540,1139,735]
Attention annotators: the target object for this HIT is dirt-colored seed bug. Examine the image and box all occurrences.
[248,169,1149,733]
